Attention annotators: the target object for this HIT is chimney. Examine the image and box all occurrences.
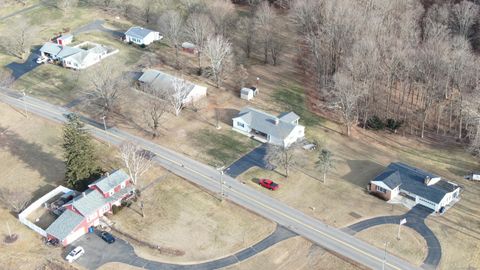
[424,176,431,185]
[274,118,279,125]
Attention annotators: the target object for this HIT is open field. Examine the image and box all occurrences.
[225,236,360,270]
[356,225,427,266]
[111,172,275,263]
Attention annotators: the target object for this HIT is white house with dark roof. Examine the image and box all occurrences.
[232,107,305,147]
[42,170,133,246]
[138,69,207,104]
[368,162,461,213]
[124,26,162,46]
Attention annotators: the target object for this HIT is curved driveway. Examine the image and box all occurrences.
[345,205,441,270]
[75,225,297,270]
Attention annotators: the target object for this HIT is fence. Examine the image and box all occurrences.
[18,185,73,237]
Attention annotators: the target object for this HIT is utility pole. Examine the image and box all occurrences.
[22,90,28,119]
[382,241,389,270]
[101,115,110,147]
[216,166,225,201]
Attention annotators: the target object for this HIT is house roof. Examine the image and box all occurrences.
[46,209,85,241]
[69,189,107,217]
[89,170,130,194]
[278,112,300,123]
[374,162,459,203]
[40,42,82,58]
[234,107,301,140]
[63,44,108,65]
[125,26,156,39]
[138,69,203,97]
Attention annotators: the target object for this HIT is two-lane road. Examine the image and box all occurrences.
[0,89,421,270]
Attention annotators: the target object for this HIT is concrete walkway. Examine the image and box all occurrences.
[344,205,441,270]
[75,225,297,270]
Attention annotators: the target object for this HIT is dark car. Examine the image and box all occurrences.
[259,179,279,190]
[100,231,115,244]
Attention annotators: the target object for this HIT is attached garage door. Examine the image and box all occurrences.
[65,227,86,245]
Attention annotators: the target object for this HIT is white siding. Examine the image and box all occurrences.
[183,85,207,104]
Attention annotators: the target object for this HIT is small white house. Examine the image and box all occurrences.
[138,69,207,104]
[240,87,258,101]
[232,107,305,147]
[124,26,162,46]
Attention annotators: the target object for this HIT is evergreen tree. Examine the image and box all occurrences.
[63,113,99,187]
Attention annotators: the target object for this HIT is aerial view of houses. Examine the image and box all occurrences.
[0,0,479,270]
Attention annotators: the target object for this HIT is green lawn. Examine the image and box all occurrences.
[191,129,260,166]
[272,85,324,127]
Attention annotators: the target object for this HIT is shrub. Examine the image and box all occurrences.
[386,118,403,131]
[366,115,385,130]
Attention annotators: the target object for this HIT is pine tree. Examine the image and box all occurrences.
[63,113,99,188]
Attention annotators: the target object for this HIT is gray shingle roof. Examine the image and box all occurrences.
[375,162,459,203]
[234,107,300,140]
[278,112,300,123]
[40,42,82,58]
[125,26,155,39]
[70,189,107,217]
[138,69,197,96]
[45,210,84,241]
[89,170,130,194]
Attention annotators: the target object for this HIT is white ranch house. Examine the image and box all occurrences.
[124,26,162,46]
[232,107,305,147]
[138,69,207,104]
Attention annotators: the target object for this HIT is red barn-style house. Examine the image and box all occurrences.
[45,170,133,246]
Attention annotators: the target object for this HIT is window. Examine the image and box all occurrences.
[376,186,387,193]
[237,122,245,128]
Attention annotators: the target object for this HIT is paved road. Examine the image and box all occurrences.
[0,88,422,270]
[75,225,297,270]
[345,205,441,270]
[226,144,274,178]
[73,19,124,38]
[0,3,41,21]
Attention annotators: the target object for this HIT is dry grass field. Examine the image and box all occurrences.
[111,173,275,263]
[356,225,427,266]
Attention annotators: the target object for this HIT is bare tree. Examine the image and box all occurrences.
[142,83,168,138]
[332,71,364,137]
[255,2,276,64]
[86,62,129,116]
[207,0,237,37]
[0,20,36,59]
[266,143,298,177]
[119,141,153,218]
[56,0,78,14]
[233,64,249,89]
[204,35,232,88]
[270,32,284,66]
[316,148,334,183]
[238,17,256,58]
[169,77,190,116]
[158,10,184,69]
[0,188,30,214]
[449,0,479,40]
[184,13,214,74]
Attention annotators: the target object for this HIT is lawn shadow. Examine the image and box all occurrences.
[215,108,240,126]
[0,127,64,184]
[251,177,260,184]
[342,160,385,188]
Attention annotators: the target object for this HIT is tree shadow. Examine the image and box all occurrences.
[0,127,64,184]
[215,108,240,126]
[251,177,260,184]
[342,160,385,188]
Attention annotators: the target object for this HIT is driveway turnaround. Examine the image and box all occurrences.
[0,88,421,270]
[345,205,441,270]
[74,225,297,270]
[226,144,274,178]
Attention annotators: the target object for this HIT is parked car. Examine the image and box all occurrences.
[36,56,48,64]
[100,231,115,244]
[66,246,85,263]
[259,179,279,190]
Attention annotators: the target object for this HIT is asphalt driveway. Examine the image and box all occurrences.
[74,225,296,270]
[226,144,274,178]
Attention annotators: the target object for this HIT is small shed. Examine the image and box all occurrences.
[182,42,198,54]
[57,34,73,46]
[240,87,258,101]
